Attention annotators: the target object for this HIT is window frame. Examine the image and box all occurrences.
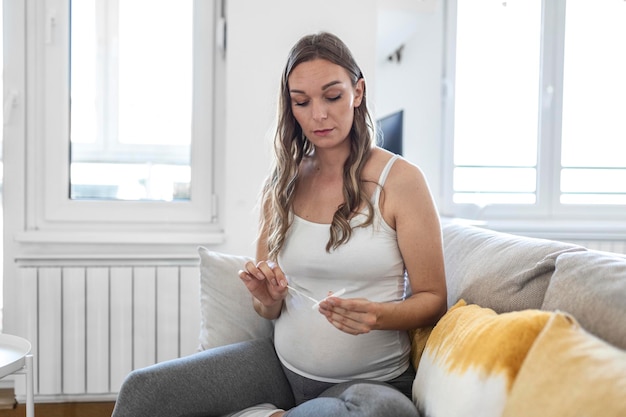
[20,0,221,242]
[442,0,626,225]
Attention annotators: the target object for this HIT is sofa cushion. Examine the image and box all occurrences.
[198,247,274,350]
[442,222,584,313]
[541,250,626,350]
[502,313,626,417]
[412,300,552,417]
[409,326,434,370]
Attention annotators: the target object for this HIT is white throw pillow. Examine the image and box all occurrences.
[198,247,274,350]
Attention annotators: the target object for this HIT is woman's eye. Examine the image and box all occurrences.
[294,101,309,107]
[327,95,342,102]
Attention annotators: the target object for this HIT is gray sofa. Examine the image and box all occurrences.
[198,221,626,417]
[440,221,625,348]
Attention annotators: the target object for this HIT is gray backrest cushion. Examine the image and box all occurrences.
[541,250,626,350]
[442,222,585,313]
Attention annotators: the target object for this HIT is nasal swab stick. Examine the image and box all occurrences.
[286,285,346,309]
[286,285,320,304]
[312,288,346,310]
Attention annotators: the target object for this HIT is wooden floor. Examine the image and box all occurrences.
[0,402,115,417]
[0,390,115,417]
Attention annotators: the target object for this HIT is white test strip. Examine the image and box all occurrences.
[286,285,320,304]
[311,288,346,310]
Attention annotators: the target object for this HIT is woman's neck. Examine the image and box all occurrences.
[309,145,350,176]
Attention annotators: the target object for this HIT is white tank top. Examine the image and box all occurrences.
[275,155,410,383]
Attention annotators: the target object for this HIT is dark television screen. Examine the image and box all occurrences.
[377,110,403,156]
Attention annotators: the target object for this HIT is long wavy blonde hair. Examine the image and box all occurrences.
[262,32,377,260]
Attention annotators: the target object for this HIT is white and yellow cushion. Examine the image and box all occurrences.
[502,312,626,417]
[412,300,552,417]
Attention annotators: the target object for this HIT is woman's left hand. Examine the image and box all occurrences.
[317,297,380,335]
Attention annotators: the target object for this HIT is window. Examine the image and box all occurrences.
[24,0,220,238]
[443,0,626,222]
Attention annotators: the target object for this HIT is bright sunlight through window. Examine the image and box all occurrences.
[70,0,193,201]
[451,0,626,209]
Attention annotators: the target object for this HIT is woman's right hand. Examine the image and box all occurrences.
[238,260,288,309]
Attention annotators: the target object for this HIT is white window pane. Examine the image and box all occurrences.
[70,0,98,145]
[453,167,536,205]
[561,169,626,194]
[454,167,536,191]
[454,193,536,205]
[561,194,626,205]
[118,0,192,146]
[561,168,626,206]
[71,163,191,201]
[454,0,541,168]
[70,0,194,201]
[561,0,626,169]
[560,0,626,206]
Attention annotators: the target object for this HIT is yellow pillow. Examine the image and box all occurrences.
[409,326,434,370]
[412,300,552,417]
[502,313,626,417]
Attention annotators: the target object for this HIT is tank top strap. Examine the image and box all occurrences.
[373,154,400,205]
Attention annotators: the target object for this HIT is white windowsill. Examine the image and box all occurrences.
[12,230,227,264]
[14,230,226,245]
[442,216,626,241]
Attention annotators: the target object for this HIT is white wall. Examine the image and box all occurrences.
[375,4,445,206]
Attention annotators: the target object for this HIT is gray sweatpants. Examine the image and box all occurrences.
[111,338,418,417]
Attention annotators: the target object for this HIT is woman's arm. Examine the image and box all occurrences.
[384,159,447,329]
[238,197,288,320]
[319,159,447,334]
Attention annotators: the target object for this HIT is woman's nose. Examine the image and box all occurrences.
[311,100,327,121]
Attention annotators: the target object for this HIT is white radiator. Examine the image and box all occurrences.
[13,262,201,401]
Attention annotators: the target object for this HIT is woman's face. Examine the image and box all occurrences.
[288,59,364,150]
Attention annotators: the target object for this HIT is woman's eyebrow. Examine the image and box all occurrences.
[321,80,342,90]
[289,80,343,95]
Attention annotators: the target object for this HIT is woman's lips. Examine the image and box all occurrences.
[313,128,333,137]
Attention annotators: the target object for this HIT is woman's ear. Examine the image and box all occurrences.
[353,78,365,108]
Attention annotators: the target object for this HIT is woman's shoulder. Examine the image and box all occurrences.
[367,148,433,229]
[367,147,425,185]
